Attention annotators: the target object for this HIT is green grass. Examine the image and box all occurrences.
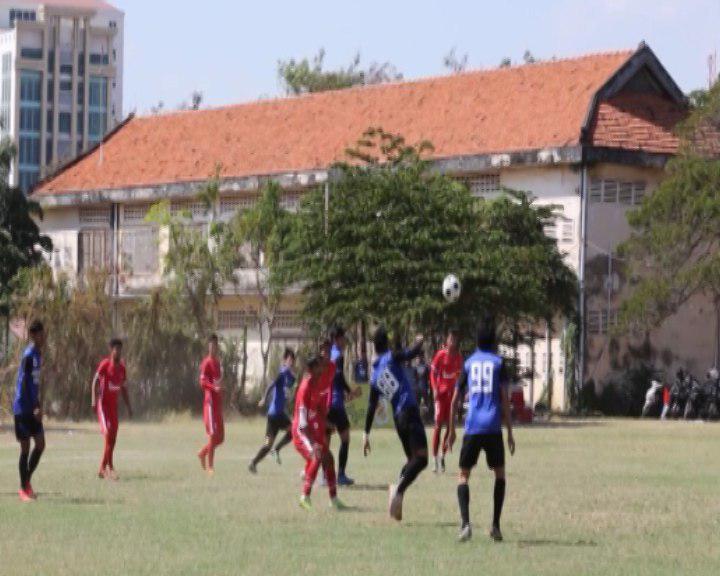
[1,418,719,576]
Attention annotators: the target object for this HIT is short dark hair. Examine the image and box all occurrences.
[306,355,321,370]
[448,328,460,339]
[208,333,219,344]
[283,347,296,361]
[476,316,497,351]
[330,325,346,341]
[28,320,44,335]
[109,338,123,348]
[374,326,389,354]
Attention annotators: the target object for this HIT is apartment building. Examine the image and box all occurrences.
[0,0,123,190]
[32,44,702,409]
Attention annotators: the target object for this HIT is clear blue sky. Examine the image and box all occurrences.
[113,0,719,116]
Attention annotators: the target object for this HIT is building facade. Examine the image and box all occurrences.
[0,0,123,191]
[32,44,704,410]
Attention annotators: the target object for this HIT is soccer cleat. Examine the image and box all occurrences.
[388,484,403,522]
[25,483,36,500]
[330,497,348,511]
[197,451,207,471]
[337,473,355,486]
[299,495,312,511]
[18,489,33,503]
[489,525,503,542]
[458,524,473,543]
[248,461,258,474]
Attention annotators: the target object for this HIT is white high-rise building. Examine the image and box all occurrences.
[0,0,123,191]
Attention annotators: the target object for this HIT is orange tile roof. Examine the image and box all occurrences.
[38,50,638,195]
[590,93,685,154]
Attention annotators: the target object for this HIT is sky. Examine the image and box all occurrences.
[112,0,720,116]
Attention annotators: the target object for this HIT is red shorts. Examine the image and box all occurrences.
[434,393,453,424]
[97,402,118,437]
[204,399,224,438]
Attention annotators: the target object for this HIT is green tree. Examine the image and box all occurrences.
[283,128,576,345]
[0,139,52,356]
[278,49,402,95]
[227,182,293,386]
[619,82,720,356]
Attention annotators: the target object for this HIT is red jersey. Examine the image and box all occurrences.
[96,357,126,409]
[320,360,336,409]
[200,355,222,403]
[292,374,330,444]
[431,348,463,397]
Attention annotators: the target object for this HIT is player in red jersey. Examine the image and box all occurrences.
[197,334,224,475]
[293,355,346,510]
[91,338,132,480]
[430,329,463,473]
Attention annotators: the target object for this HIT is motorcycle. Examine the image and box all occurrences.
[642,379,665,418]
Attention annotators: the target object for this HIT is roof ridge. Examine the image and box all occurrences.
[133,48,636,123]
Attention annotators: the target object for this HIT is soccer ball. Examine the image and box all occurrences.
[442,274,462,303]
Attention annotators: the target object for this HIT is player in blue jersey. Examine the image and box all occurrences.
[249,348,297,473]
[448,317,516,543]
[12,320,46,502]
[327,326,361,486]
[363,328,426,521]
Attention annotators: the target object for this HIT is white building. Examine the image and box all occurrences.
[0,0,123,191]
[32,44,705,410]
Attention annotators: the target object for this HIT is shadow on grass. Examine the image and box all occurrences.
[45,495,111,506]
[345,483,389,492]
[523,420,608,430]
[403,521,460,528]
[515,538,598,548]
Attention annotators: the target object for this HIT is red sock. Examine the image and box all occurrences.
[432,425,441,457]
[303,457,322,496]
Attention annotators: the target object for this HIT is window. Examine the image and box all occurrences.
[560,221,574,243]
[457,174,501,197]
[88,76,108,141]
[89,53,109,66]
[218,310,255,331]
[587,309,618,335]
[58,112,71,134]
[589,178,647,206]
[20,107,40,132]
[18,169,39,192]
[121,228,159,275]
[80,208,111,225]
[10,9,37,27]
[220,196,258,216]
[20,71,42,103]
[280,193,301,212]
[0,53,10,132]
[20,47,42,60]
[273,311,304,334]
[18,136,40,166]
[123,205,151,224]
[79,229,110,272]
[171,201,208,219]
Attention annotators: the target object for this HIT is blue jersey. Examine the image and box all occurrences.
[371,350,418,417]
[457,349,508,435]
[267,367,296,417]
[330,344,346,410]
[13,345,41,416]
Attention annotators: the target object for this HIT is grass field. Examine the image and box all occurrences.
[1,417,719,576]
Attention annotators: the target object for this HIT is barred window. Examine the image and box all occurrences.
[280,193,301,212]
[590,179,647,206]
[456,174,501,197]
[80,208,111,225]
[218,310,255,330]
[120,228,158,275]
[170,201,208,219]
[273,310,304,333]
[122,204,151,224]
[220,195,258,216]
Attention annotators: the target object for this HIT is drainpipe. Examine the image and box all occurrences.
[578,162,589,402]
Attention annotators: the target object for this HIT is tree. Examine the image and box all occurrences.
[0,138,52,356]
[443,48,468,73]
[523,50,537,64]
[619,82,720,357]
[278,49,402,95]
[499,57,512,68]
[283,128,576,346]
[227,182,293,386]
[177,91,204,111]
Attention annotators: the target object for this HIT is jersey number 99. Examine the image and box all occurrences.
[469,362,494,395]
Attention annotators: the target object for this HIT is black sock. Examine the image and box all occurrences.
[339,441,349,475]
[274,431,292,453]
[397,455,427,495]
[28,447,43,480]
[493,478,506,528]
[252,445,271,466]
[458,484,470,527]
[19,452,29,489]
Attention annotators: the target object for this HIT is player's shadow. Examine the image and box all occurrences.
[515,538,598,548]
[344,483,389,492]
[404,521,459,528]
[46,495,110,506]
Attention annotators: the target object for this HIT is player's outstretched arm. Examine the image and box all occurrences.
[363,387,380,457]
[500,383,515,456]
[393,335,425,364]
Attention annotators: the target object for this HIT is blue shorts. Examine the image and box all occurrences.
[14,414,44,441]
